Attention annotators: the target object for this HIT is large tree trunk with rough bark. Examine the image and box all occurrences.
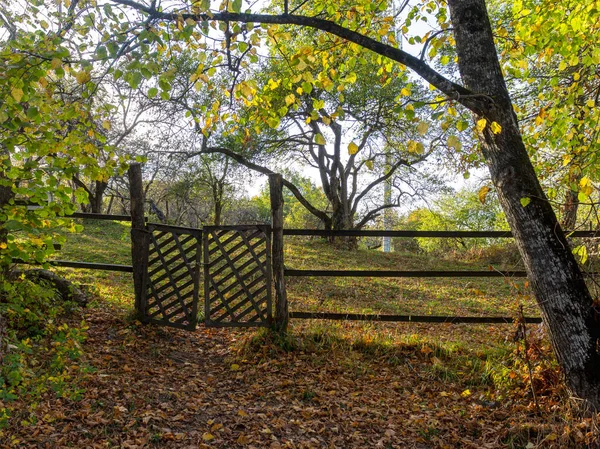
[448,0,600,409]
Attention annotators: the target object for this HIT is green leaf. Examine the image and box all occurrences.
[148,87,158,98]
[520,197,531,207]
[26,107,39,120]
[232,0,242,13]
[457,120,469,132]
[314,133,326,145]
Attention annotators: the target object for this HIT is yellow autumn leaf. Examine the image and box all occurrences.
[230,363,240,371]
[102,120,111,130]
[478,186,491,204]
[476,118,487,133]
[579,177,593,196]
[236,433,250,445]
[400,87,411,97]
[314,133,326,145]
[75,71,91,85]
[345,72,357,83]
[348,142,359,155]
[51,58,62,69]
[569,54,579,66]
[365,159,374,170]
[586,99,595,108]
[202,432,214,441]
[417,121,429,136]
[558,61,567,71]
[461,389,472,398]
[447,135,461,150]
[407,140,425,154]
[285,93,295,106]
[11,88,24,102]
[490,121,502,134]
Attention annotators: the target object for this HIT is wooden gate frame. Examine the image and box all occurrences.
[203,225,273,327]
[139,223,202,330]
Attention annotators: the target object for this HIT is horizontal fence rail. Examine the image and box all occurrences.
[13,201,145,222]
[12,259,133,272]
[283,229,600,238]
[289,312,543,324]
[70,212,135,221]
[285,269,530,278]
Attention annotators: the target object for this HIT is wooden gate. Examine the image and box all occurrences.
[203,225,273,327]
[140,224,202,330]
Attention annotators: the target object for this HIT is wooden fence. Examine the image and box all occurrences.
[10,168,600,331]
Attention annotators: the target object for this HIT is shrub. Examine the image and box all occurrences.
[0,273,89,429]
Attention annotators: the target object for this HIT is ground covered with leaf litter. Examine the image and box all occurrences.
[3,298,599,449]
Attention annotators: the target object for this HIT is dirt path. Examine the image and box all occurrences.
[3,304,593,448]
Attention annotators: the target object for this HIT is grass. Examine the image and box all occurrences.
[6,219,598,447]
[284,239,536,318]
[53,221,538,319]
[51,219,134,307]
[51,222,546,396]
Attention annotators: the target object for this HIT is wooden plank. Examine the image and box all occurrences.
[270,174,288,332]
[191,232,202,331]
[147,231,191,321]
[285,269,530,278]
[208,229,264,322]
[10,259,134,272]
[129,163,148,314]
[70,213,134,221]
[283,229,600,238]
[147,222,203,236]
[142,228,201,329]
[289,311,543,324]
[264,227,273,324]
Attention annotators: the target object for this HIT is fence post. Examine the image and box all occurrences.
[128,163,147,314]
[269,173,288,332]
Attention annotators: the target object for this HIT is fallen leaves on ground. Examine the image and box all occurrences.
[1,305,598,449]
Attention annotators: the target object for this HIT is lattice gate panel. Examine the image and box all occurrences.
[204,225,272,327]
[140,224,202,330]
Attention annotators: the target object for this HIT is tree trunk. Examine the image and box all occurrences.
[214,200,222,226]
[562,188,579,231]
[562,167,581,231]
[91,180,108,214]
[330,203,356,249]
[0,147,14,274]
[448,0,600,409]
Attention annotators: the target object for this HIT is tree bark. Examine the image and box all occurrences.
[12,269,88,306]
[73,176,107,214]
[91,180,108,214]
[269,173,288,332]
[448,0,600,409]
[0,147,14,274]
[562,188,579,231]
[128,163,147,314]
